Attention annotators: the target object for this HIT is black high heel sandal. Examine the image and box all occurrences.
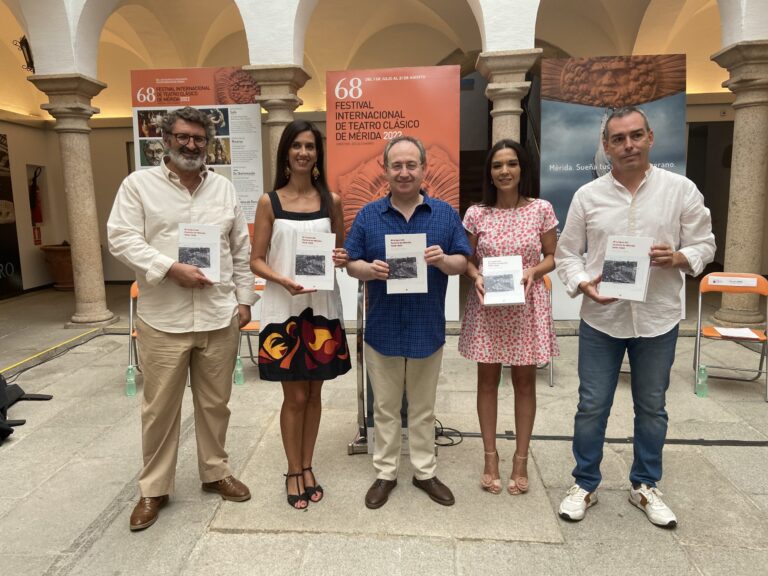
[284,472,309,510]
[303,467,324,503]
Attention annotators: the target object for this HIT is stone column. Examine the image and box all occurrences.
[242,65,310,187]
[28,74,116,326]
[476,49,542,143]
[712,41,768,325]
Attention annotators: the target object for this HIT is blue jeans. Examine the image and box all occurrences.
[572,320,678,492]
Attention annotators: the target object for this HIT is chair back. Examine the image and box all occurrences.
[699,272,768,296]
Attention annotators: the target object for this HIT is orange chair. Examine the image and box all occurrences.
[239,282,264,365]
[693,272,768,400]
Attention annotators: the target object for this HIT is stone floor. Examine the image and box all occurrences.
[1,284,767,576]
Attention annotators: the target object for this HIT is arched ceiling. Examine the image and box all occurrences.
[0,0,47,116]
[0,0,737,120]
[536,0,727,93]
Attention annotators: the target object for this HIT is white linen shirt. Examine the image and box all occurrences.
[107,159,256,333]
[555,165,715,338]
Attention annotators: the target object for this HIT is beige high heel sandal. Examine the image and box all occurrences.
[480,451,502,495]
[508,452,529,495]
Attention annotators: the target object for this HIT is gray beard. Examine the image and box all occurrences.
[168,148,204,171]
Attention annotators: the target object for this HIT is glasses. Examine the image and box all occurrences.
[171,133,208,147]
[387,161,421,173]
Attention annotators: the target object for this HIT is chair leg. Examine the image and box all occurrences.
[246,333,258,366]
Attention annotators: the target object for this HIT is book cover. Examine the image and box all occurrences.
[599,235,654,301]
[385,233,427,294]
[483,255,525,306]
[178,223,221,283]
[294,231,335,291]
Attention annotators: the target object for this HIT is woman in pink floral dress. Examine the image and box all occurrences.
[459,139,559,495]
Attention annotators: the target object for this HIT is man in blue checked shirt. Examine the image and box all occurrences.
[346,135,471,510]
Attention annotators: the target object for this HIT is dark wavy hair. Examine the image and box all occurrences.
[160,106,215,142]
[481,139,532,206]
[273,120,332,214]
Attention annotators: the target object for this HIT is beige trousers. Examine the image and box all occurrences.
[136,316,239,497]
[364,344,443,481]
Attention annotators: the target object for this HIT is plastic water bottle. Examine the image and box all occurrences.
[233,356,245,385]
[695,364,708,398]
[125,366,137,397]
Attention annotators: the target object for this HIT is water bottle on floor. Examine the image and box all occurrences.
[233,356,245,385]
[695,364,708,398]
[125,366,137,397]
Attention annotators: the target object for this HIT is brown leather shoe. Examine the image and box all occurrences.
[365,478,397,509]
[202,475,251,502]
[129,495,169,531]
[412,476,455,506]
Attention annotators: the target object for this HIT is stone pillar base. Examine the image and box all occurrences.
[66,315,120,329]
[712,307,765,327]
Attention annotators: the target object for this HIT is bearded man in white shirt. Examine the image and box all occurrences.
[555,106,715,528]
[108,107,256,531]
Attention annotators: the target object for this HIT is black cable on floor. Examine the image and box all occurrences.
[436,428,768,448]
[435,418,463,447]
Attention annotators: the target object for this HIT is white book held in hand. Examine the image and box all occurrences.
[599,235,654,302]
[385,233,427,294]
[294,231,335,291]
[483,255,525,306]
[178,223,221,283]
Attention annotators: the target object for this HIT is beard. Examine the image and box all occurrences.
[168,147,205,171]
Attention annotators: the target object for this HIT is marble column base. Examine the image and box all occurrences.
[66,315,120,329]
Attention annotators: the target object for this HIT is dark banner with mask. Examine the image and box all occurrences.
[539,54,687,318]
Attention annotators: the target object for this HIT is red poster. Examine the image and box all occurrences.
[326,66,460,232]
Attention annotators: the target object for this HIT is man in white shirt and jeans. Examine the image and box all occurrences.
[555,106,715,528]
[108,107,256,531]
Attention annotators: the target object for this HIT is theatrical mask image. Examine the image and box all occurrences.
[140,139,166,167]
[137,110,166,138]
[295,254,326,276]
[179,247,211,268]
[387,257,418,279]
[207,137,231,165]
[602,260,638,283]
[199,108,230,136]
[485,274,516,292]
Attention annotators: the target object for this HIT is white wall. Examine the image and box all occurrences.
[89,122,134,281]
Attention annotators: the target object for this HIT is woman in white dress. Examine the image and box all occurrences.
[250,120,351,509]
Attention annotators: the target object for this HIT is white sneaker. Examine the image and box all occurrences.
[629,484,678,528]
[558,484,597,521]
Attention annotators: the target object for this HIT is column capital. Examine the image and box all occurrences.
[476,49,542,83]
[28,73,106,133]
[242,64,310,99]
[712,40,768,108]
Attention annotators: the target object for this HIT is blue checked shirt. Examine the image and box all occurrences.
[345,191,471,358]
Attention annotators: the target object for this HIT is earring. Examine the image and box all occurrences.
[312,165,320,180]
[284,165,291,179]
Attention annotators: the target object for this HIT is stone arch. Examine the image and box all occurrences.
[469,0,539,51]
[235,0,318,65]
[718,0,768,47]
